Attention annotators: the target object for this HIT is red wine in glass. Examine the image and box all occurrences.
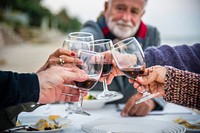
[121,66,145,79]
[101,63,113,77]
[75,78,98,91]
[112,37,160,104]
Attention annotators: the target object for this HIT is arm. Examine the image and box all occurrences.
[134,66,200,110]
[0,66,88,110]
[164,66,200,110]
[145,43,200,73]
[0,71,39,109]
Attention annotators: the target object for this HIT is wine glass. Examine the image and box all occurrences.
[111,37,160,104]
[64,50,104,116]
[63,31,94,51]
[62,32,94,114]
[90,39,118,99]
[68,32,94,42]
[63,39,90,52]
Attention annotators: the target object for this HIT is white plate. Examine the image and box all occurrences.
[165,115,200,133]
[15,116,73,133]
[82,91,123,110]
[81,118,186,133]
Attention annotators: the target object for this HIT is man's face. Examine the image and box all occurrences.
[104,0,145,39]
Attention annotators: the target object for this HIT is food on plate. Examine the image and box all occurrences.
[16,120,22,126]
[84,93,96,100]
[49,115,60,121]
[174,118,200,129]
[16,115,63,131]
[35,118,61,130]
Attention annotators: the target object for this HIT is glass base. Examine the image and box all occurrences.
[96,91,118,100]
[135,92,160,104]
[74,108,90,116]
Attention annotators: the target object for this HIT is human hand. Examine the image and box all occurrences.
[98,51,124,83]
[37,48,82,72]
[130,65,167,99]
[121,95,156,117]
[99,60,124,83]
[101,52,137,84]
[37,66,88,104]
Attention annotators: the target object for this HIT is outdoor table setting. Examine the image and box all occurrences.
[5,33,199,133]
[17,97,200,133]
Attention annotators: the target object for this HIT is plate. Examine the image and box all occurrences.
[171,115,200,133]
[15,116,73,133]
[81,118,186,133]
[82,91,123,110]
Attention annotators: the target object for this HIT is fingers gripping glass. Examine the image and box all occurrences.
[111,37,160,104]
[91,39,118,99]
[65,50,104,116]
[62,32,95,116]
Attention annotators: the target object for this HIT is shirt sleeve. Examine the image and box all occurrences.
[0,71,40,109]
[163,66,200,110]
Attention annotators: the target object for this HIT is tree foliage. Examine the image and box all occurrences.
[55,9,81,32]
[0,0,81,32]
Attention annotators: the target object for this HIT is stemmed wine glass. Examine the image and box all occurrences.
[68,32,94,42]
[63,31,94,51]
[67,50,104,116]
[62,32,94,115]
[90,39,118,99]
[63,39,90,52]
[111,37,160,104]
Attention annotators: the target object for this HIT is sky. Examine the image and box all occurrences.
[41,0,200,45]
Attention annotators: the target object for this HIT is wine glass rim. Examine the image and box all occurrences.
[68,32,93,38]
[112,37,138,49]
[63,39,90,44]
[78,49,102,56]
[92,39,112,45]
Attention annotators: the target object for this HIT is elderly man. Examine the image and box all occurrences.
[81,0,165,116]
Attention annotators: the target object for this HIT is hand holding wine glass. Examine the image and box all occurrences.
[111,37,160,104]
[62,32,94,114]
[91,39,118,99]
[65,50,104,116]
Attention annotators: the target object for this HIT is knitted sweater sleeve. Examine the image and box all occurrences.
[144,43,200,74]
[164,66,200,110]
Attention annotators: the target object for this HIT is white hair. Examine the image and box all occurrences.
[108,0,148,9]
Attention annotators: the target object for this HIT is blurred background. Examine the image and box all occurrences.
[0,0,200,73]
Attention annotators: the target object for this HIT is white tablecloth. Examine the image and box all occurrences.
[19,103,199,133]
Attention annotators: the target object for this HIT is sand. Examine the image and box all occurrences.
[0,41,64,73]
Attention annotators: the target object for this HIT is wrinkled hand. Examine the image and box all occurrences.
[37,66,88,104]
[37,48,82,72]
[121,95,156,116]
[130,66,167,99]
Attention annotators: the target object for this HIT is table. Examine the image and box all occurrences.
[19,103,200,133]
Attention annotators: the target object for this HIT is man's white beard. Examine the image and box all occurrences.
[107,17,140,39]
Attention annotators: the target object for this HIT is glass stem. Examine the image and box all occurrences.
[77,90,84,111]
[103,79,108,92]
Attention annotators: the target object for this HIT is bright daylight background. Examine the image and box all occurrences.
[0,0,200,73]
[42,0,200,45]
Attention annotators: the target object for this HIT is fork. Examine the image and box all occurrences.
[4,125,39,132]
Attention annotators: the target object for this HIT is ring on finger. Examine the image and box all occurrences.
[59,56,65,65]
